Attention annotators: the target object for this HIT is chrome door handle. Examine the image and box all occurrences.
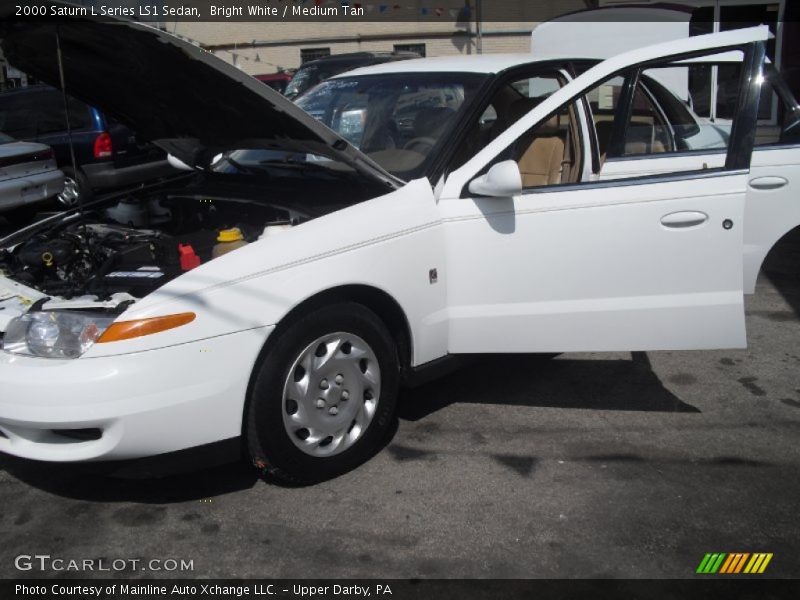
[660,211,709,229]
[749,176,788,190]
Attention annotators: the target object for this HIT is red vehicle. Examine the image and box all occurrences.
[253,72,293,95]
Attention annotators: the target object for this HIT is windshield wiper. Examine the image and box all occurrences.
[222,156,264,175]
[257,159,354,178]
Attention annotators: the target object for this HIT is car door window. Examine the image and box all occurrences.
[625,84,673,156]
[642,61,743,154]
[457,49,751,190]
[442,28,768,202]
[464,50,749,190]
[588,76,678,158]
[580,51,748,178]
[588,61,743,167]
[586,74,674,160]
[754,68,800,147]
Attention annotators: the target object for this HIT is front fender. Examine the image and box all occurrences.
[83,178,448,365]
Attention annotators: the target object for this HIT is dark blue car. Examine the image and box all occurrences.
[0,85,177,206]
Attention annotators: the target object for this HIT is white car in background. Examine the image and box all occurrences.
[0,131,63,217]
[0,11,798,483]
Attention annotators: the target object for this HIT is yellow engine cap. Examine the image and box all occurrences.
[217,227,244,242]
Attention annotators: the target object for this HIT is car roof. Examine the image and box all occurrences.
[333,53,576,77]
[0,85,99,113]
[302,51,418,68]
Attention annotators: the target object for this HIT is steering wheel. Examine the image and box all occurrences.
[402,137,437,154]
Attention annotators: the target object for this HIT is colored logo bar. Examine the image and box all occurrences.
[696,553,773,574]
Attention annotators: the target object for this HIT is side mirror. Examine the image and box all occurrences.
[468,160,522,197]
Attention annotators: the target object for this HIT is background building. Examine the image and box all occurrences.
[165,1,592,74]
[1,0,797,105]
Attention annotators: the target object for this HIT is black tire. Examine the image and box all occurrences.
[246,302,399,485]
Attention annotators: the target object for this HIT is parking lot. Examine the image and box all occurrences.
[1,215,799,579]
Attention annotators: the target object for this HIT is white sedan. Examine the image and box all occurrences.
[0,131,63,215]
[0,15,798,483]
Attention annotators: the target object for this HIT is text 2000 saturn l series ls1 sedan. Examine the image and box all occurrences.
[0,13,799,483]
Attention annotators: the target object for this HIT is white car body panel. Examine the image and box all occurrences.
[744,146,800,293]
[81,178,448,365]
[1,24,797,464]
[598,152,727,180]
[0,327,270,461]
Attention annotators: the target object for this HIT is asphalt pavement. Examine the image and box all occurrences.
[1,222,799,579]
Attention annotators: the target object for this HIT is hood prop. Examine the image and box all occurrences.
[55,25,83,217]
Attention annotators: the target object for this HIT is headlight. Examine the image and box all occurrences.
[3,311,115,359]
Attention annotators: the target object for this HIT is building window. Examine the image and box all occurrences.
[687,1,784,124]
[300,47,331,64]
[394,43,426,57]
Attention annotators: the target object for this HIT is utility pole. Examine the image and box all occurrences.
[475,0,483,54]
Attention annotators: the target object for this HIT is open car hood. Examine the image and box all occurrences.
[0,3,401,188]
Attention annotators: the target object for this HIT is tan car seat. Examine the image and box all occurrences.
[507,98,565,187]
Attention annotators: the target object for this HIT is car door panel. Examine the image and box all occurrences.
[441,172,746,352]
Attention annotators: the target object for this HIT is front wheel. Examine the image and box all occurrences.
[246,302,399,484]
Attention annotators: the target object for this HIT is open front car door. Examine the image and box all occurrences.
[439,26,770,353]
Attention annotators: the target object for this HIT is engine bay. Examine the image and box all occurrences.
[0,191,303,301]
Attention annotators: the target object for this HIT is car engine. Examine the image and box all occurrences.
[0,192,302,300]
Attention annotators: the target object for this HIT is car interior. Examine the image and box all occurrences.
[590,82,674,163]
[451,72,582,189]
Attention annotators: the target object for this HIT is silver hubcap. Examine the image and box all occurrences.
[282,332,381,457]
[57,177,80,207]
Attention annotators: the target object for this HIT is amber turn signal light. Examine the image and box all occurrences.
[97,313,196,343]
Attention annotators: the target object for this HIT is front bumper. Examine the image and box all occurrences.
[0,326,271,462]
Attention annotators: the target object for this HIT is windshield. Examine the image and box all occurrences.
[284,66,320,100]
[211,72,487,181]
[296,72,487,179]
[0,131,13,144]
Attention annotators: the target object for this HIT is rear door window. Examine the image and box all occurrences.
[0,89,94,139]
[0,92,36,138]
[755,68,800,147]
[33,90,94,134]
